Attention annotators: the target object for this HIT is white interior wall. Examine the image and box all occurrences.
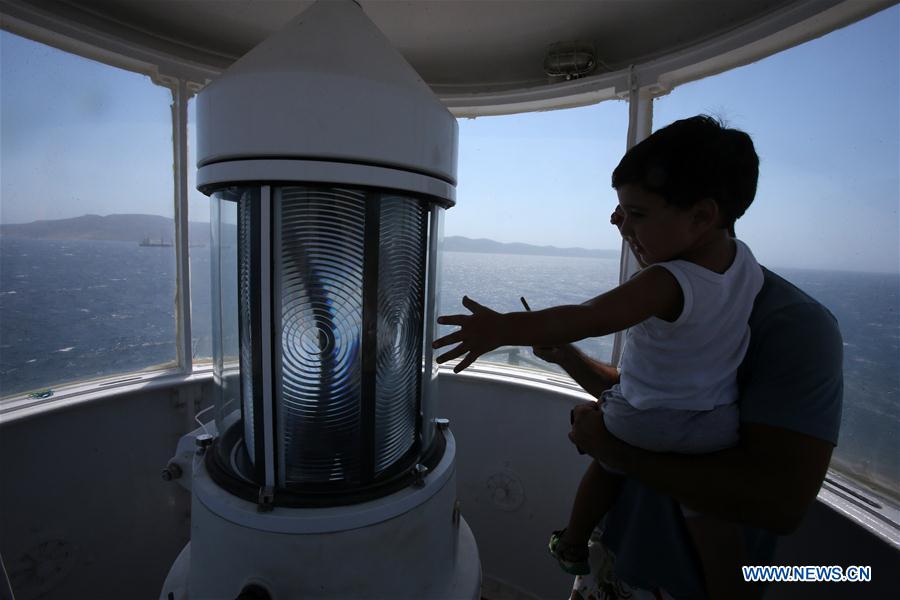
[0,381,209,600]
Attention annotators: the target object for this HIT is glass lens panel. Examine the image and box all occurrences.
[420,208,444,453]
[211,194,240,446]
[237,189,262,466]
[0,31,176,397]
[653,6,899,501]
[276,187,365,484]
[375,196,429,474]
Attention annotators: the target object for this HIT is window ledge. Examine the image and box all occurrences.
[0,365,214,424]
[437,360,594,399]
[820,471,900,550]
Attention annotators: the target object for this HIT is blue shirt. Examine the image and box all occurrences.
[600,267,844,599]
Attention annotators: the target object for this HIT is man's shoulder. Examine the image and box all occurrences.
[750,267,839,331]
[746,265,842,367]
[740,267,843,444]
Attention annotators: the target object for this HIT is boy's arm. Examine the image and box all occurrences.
[433,266,682,373]
[570,405,833,534]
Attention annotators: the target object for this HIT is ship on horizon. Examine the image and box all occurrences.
[139,235,172,247]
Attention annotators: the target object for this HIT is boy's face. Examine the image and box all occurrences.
[614,184,701,265]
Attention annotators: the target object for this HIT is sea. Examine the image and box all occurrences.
[1,237,898,501]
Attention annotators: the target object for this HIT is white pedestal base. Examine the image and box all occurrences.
[160,431,480,599]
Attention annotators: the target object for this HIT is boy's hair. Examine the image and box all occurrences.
[611,115,759,228]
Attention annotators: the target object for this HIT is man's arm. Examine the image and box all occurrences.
[570,404,833,534]
[535,344,620,399]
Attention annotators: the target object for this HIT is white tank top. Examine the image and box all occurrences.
[618,239,764,411]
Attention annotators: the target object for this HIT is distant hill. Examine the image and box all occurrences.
[444,236,618,259]
[0,214,210,245]
[0,214,618,258]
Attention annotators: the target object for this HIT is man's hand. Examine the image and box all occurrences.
[432,296,504,373]
[570,407,835,532]
[568,401,629,466]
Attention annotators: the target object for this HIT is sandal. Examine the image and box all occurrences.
[548,529,590,575]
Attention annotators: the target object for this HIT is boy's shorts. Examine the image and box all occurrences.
[600,386,739,454]
[599,387,739,518]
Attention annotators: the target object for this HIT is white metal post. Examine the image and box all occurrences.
[611,70,653,366]
[172,79,193,373]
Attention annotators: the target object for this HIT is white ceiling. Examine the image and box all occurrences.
[4,0,893,114]
[33,0,795,88]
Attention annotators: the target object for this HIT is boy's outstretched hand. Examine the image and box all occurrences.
[432,296,504,373]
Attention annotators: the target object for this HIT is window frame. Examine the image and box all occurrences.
[0,27,202,400]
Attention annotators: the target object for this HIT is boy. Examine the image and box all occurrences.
[432,115,763,599]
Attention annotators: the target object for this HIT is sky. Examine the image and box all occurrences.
[1,5,898,273]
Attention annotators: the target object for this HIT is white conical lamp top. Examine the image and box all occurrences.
[197,0,458,186]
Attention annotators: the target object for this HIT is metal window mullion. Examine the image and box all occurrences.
[172,79,193,373]
[611,72,653,366]
[361,192,381,482]
[260,186,276,490]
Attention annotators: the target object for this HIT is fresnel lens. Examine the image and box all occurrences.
[161,2,480,598]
